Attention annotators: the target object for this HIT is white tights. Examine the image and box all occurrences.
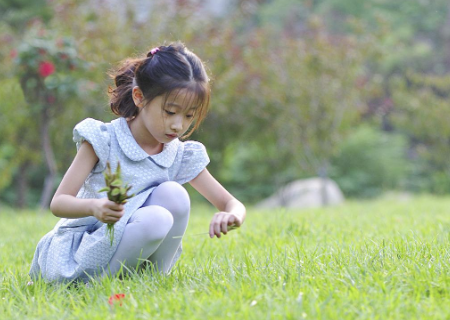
[104,181,190,276]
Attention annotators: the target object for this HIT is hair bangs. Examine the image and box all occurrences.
[163,82,210,138]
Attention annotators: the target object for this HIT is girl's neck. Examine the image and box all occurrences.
[127,118,163,155]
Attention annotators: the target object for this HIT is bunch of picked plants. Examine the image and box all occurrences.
[99,161,134,245]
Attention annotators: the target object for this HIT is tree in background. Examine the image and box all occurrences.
[0,79,36,208]
[250,20,375,204]
[12,22,88,208]
[307,0,450,197]
[391,73,450,194]
[196,3,380,203]
[0,0,54,208]
[0,0,52,32]
[1,0,450,207]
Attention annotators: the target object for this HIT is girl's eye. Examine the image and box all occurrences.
[186,114,194,119]
[165,110,175,115]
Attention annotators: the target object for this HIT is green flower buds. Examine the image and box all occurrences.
[99,161,135,245]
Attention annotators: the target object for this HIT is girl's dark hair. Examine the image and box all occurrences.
[108,42,210,137]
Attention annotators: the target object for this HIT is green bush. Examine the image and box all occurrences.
[402,158,450,195]
[330,125,408,198]
[209,141,306,205]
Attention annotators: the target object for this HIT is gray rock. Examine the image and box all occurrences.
[256,177,344,209]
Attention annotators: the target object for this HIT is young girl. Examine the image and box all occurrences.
[29,42,246,283]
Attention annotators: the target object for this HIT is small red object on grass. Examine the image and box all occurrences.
[108,293,125,306]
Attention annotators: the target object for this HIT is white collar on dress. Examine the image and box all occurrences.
[112,117,179,168]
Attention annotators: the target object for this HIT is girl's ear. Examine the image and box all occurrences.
[132,86,144,107]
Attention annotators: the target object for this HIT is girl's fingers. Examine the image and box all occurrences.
[108,211,123,219]
[228,215,237,227]
[102,209,123,223]
[210,214,223,238]
[209,217,215,238]
[221,215,233,235]
[232,215,242,227]
[221,219,228,234]
[214,216,223,238]
[109,203,124,211]
[107,214,122,223]
[104,199,123,209]
[210,213,242,238]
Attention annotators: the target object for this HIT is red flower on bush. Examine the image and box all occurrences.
[108,293,125,306]
[38,61,55,77]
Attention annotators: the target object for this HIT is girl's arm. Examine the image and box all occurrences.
[189,168,246,238]
[50,141,124,223]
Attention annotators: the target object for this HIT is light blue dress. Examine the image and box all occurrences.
[29,117,209,283]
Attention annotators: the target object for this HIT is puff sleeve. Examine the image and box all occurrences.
[73,118,111,173]
[174,141,210,185]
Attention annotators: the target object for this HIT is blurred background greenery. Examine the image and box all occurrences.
[0,0,449,208]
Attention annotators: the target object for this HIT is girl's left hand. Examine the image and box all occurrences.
[209,211,243,238]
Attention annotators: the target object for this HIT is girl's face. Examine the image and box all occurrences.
[139,90,196,144]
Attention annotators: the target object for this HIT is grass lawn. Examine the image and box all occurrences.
[1,195,450,319]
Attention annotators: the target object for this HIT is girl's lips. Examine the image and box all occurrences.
[166,134,178,138]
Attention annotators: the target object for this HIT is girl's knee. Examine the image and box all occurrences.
[131,206,174,241]
[157,181,189,199]
[150,182,191,219]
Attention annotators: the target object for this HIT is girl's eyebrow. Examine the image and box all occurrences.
[167,102,182,108]
[167,102,199,110]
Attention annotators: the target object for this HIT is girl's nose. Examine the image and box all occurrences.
[171,119,183,132]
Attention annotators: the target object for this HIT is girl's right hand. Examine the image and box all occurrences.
[91,198,124,224]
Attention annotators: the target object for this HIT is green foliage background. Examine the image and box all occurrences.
[1,0,450,207]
